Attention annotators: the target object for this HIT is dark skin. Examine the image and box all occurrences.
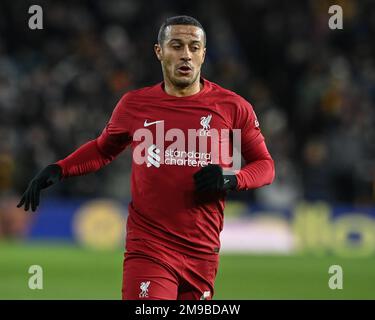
[154,25,206,97]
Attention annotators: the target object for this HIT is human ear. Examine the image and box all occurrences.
[154,43,162,61]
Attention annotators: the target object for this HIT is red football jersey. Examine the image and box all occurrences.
[57,78,274,259]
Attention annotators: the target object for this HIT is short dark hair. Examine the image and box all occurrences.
[157,15,206,45]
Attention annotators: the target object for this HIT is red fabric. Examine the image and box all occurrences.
[236,140,275,190]
[122,238,218,300]
[56,127,131,177]
[55,78,275,258]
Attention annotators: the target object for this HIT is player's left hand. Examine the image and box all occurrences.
[193,164,237,193]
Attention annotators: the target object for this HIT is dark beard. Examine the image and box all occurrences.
[170,72,200,89]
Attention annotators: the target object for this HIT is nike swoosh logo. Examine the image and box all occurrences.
[144,120,164,127]
[224,178,230,184]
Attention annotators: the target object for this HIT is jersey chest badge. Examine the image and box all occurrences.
[199,114,212,136]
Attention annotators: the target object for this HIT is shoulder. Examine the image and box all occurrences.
[205,79,253,109]
[204,80,255,123]
[122,83,162,99]
[204,79,258,128]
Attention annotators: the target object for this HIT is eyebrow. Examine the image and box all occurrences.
[169,39,202,44]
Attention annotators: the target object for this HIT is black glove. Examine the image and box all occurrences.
[194,164,237,193]
[17,164,62,212]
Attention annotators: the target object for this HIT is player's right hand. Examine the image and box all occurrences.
[16,164,62,212]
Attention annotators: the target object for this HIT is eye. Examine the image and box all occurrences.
[172,44,181,49]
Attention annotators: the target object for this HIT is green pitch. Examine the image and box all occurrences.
[0,242,374,299]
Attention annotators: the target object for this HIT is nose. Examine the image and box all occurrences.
[180,45,192,62]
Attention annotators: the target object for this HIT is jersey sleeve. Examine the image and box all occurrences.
[235,140,275,190]
[56,93,132,178]
[233,97,275,190]
[233,97,264,152]
[105,93,134,136]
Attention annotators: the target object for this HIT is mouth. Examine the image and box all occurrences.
[177,65,193,75]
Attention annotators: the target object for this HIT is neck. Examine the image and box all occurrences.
[163,76,202,97]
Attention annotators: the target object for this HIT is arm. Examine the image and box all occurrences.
[234,97,275,190]
[55,127,131,179]
[56,93,132,178]
[193,139,275,193]
[235,139,275,191]
[194,96,275,193]
[17,93,132,211]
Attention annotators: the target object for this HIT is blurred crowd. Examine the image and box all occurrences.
[1,0,374,209]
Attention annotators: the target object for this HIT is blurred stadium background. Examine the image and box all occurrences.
[1,0,375,299]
